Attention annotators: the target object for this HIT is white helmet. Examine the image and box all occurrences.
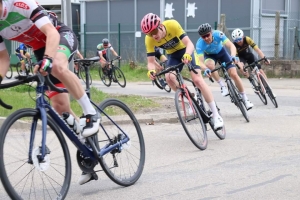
[232,28,244,41]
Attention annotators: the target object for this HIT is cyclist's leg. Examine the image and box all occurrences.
[189,52,223,129]
[16,53,26,75]
[36,30,100,138]
[164,54,180,91]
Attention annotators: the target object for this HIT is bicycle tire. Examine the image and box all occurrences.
[259,74,278,108]
[154,75,171,93]
[5,66,13,79]
[97,99,145,186]
[79,65,92,85]
[28,60,34,75]
[0,108,72,200]
[227,80,250,122]
[175,89,208,150]
[250,74,267,105]
[15,62,21,76]
[113,66,126,88]
[199,100,226,140]
[98,66,111,87]
[153,78,164,90]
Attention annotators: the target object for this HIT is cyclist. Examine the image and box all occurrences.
[15,43,31,76]
[195,23,254,110]
[0,1,100,185]
[231,28,270,84]
[96,38,121,75]
[141,13,223,130]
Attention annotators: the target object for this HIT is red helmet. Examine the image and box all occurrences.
[140,13,161,34]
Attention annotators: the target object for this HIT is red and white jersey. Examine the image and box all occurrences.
[0,0,67,50]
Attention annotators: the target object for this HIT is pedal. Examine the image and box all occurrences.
[91,172,98,180]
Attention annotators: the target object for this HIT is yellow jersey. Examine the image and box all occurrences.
[145,19,187,56]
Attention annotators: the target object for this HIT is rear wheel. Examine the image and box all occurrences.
[97,99,145,186]
[98,66,111,87]
[174,89,207,150]
[260,74,278,108]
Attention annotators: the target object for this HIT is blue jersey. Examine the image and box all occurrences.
[196,30,229,55]
[15,43,27,53]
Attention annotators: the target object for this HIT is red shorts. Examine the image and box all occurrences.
[45,83,66,99]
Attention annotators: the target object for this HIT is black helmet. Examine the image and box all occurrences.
[197,23,212,36]
[102,38,109,45]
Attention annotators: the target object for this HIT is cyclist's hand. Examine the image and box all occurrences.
[147,69,156,80]
[203,68,211,77]
[36,57,53,76]
[264,57,270,65]
[181,53,192,64]
[117,56,121,60]
[231,56,239,64]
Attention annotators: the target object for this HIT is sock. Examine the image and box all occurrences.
[77,93,96,115]
[239,92,248,101]
[217,80,225,87]
[208,101,219,118]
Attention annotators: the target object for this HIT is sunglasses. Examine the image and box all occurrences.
[234,38,243,42]
[147,28,159,36]
[201,33,211,39]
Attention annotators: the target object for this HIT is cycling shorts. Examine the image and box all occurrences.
[45,83,66,99]
[166,48,200,72]
[204,47,235,70]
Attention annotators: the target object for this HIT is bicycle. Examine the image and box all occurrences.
[74,59,93,86]
[243,57,278,108]
[152,60,171,93]
[5,65,13,79]
[16,56,35,76]
[0,58,145,199]
[156,63,210,150]
[211,61,249,122]
[98,57,126,88]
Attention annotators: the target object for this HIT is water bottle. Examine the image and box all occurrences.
[25,63,29,70]
[62,112,81,134]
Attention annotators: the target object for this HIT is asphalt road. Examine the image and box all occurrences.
[1,77,300,199]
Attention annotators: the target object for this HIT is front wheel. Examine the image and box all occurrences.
[260,74,278,108]
[98,66,111,87]
[175,89,207,150]
[227,80,249,122]
[5,66,13,79]
[113,66,126,88]
[97,99,145,186]
[0,108,72,200]
[250,74,267,105]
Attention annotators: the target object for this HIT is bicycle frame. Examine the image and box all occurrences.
[27,76,129,162]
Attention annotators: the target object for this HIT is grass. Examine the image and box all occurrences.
[0,85,160,117]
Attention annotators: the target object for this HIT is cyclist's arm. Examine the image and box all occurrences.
[253,46,265,59]
[181,36,194,55]
[197,54,209,71]
[39,23,60,58]
[98,51,106,62]
[147,56,156,71]
[224,40,237,57]
[77,51,84,59]
[20,50,26,58]
[110,48,119,57]
[0,48,11,78]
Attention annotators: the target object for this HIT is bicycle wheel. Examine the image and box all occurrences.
[0,108,71,200]
[200,101,226,140]
[5,66,13,79]
[79,65,92,85]
[98,67,111,87]
[259,74,278,108]
[154,76,171,93]
[113,66,126,88]
[250,74,267,105]
[15,62,21,76]
[175,89,208,150]
[227,80,250,122]
[97,99,145,186]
